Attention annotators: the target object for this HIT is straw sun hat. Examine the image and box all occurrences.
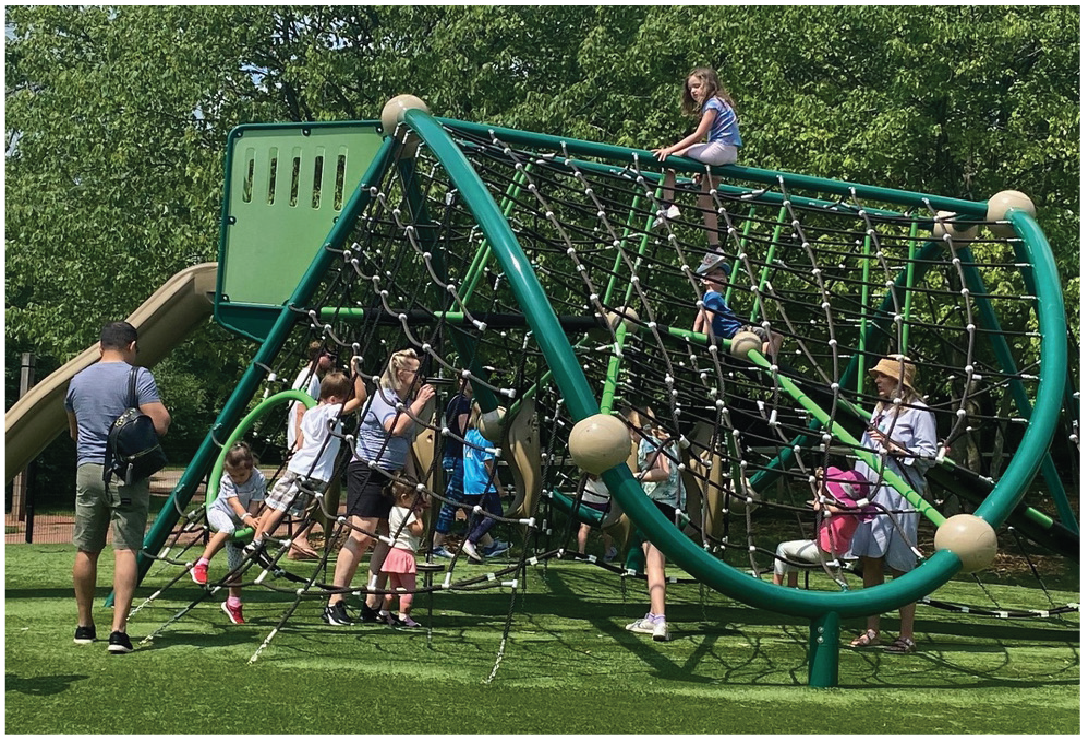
[868,354,917,389]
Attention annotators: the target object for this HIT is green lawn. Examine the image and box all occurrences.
[5,544,1079,734]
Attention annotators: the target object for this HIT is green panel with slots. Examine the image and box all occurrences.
[215,121,384,341]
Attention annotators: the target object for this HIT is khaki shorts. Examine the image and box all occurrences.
[73,463,150,552]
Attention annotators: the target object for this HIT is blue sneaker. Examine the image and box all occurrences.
[432,546,454,559]
[482,539,510,557]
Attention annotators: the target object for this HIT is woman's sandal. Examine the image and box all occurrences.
[885,636,918,654]
[848,628,880,648]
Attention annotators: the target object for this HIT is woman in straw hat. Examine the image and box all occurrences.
[847,355,938,654]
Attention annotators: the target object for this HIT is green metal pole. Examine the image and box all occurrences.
[973,211,1068,529]
[807,611,841,688]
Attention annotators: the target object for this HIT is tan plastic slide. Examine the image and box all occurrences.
[5,262,218,483]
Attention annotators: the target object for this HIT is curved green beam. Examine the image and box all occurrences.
[975,210,1067,527]
[405,108,960,620]
[202,390,316,540]
[438,117,987,217]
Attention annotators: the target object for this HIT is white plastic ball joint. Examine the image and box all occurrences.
[933,514,998,573]
[985,190,1036,238]
[380,94,430,157]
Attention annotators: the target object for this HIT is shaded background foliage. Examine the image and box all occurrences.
[5,5,1078,500]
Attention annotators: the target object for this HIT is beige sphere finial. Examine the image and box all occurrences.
[932,211,977,243]
[380,95,430,157]
[568,414,631,475]
[933,513,998,573]
[985,190,1036,237]
[729,330,761,359]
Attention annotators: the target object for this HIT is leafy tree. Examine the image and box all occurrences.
[5,5,1077,491]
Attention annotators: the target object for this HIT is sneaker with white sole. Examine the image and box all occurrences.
[394,615,422,629]
[653,204,681,229]
[322,603,353,626]
[431,546,455,559]
[652,617,670,642]
[74,625,96,645]
[220,600,245,625]
[191,561,208,586]
[625,612,658,634]
[460,540,484,563]
[107,631,134,653]
[358,602,382,624]
[482,539,510,557]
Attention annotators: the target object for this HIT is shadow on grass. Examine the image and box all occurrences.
[5,672,88,696]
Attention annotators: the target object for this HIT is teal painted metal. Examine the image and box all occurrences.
[406,107,966,620]
[403,109,600,419]
[956,245,1078,534]
[438,117,987,216]
[973,211,1068,528]
[807,611,841,687]
[132,136,399,589]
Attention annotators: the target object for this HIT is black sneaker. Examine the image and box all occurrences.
[73,625,97,644]
[107,631,133,653]
[322,603,353,626]
[358,603,382,623]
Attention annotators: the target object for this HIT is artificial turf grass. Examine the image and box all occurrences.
[5,544,1079,735]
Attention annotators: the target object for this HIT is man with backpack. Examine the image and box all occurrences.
[63,321,170,653]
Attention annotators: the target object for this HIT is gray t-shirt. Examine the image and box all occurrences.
[208,468,267,524]
[63,361,161,466]
[353,386,413,471]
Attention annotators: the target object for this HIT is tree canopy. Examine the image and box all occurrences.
[5,5,1079,465]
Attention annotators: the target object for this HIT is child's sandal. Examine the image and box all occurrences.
[848,628,880,648]
[885,636,917,654]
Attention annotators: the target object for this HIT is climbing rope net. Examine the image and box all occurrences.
[141,118,1077,662]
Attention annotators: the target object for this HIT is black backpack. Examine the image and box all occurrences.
[103,367,168,489]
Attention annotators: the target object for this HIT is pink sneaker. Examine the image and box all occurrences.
[220,601,245,625]
[191,561,208,586]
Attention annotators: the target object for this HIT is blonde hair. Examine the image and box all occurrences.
[627,406,667,440]
[380,348,421,391]
[681,66,736,117]
[872,355,923,417]
[468,401,483,430]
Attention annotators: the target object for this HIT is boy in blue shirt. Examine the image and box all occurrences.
[458,403,507,563]
[692,264,781,359]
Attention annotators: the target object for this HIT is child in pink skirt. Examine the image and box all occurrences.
[380,480,428,627]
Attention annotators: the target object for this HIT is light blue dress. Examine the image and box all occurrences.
[848,400,938,572]
[637,436,684,509]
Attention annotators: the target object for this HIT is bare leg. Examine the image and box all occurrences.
[73,549,100,629]
[577,522,591,553]
[860,555,885,635]
[699,173,719,249]
[365,521,391,610]
[111,548,138,633]
[888,566,917,640]
[327,515,376,607]
[200,530,230,562]
[644,542,667,617]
